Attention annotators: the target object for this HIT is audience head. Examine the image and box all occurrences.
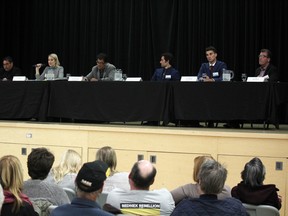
[258,48,271,68]
[0,184,3,213]
[198,159,227,194]
[241,157,265,187]
[160,52,173,68]
[0,155,24,213]
[75,160,109,194]
[48,53,60,67]
[52,149,82,182]
[2,56,14,72]
[205,46,218,64]
[27,148,55,180]
[129,160,157,190]
[193,155,214,183]
[96,146,117,174]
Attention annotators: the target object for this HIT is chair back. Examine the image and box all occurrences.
[63,187,76,201]
[243,203,280,216]
[47,205,58,215]
[31,198,54,216]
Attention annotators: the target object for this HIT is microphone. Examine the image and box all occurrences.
[32,63,46,67]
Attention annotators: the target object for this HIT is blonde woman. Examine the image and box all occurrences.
[35,53,64,80]
[0,155,38,216]
[96,146,130,193]
[46,149,82,191]
[170,155,231,205]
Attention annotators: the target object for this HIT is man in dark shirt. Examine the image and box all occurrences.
[151,52,180,81]
[255,49,278,82]
[0,56,22,81]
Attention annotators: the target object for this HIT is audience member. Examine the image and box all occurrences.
[23,148,70,206]
[96,146,130,193]
[0,155,38,216]
[171,159,248,216]
[85,53,116,81]
[255,49,278,82]
[197,46,227,82]
[104,160,175,215]
[232,157,282,210]
[151,52,180,81]
[0,56,22,81]
[46,149,82,191]
[171,155,231,205]
[35,53,64,80]
[50,160,113,216]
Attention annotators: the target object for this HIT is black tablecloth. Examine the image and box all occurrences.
[0,82,49,121]
[48,82,170,122]
[171,82,272,122]
[0,81,287,125]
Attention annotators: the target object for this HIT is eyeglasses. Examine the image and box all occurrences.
[258,55,268,58]
[96,61,105,65]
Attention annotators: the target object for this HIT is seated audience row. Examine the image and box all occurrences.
[0,146,282,216]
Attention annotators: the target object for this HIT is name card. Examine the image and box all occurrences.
[180,76,198,82]
[12,76,27,81]
[68,76,84,81]
[125,77,143,82]
[247,77,266,82]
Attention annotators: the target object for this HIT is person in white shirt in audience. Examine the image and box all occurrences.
[96,146,130,193]
[104,160,175,215]
[46,149,82,191]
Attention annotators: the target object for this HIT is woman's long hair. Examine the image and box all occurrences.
[52,149,82,182]
[0,155,24,213]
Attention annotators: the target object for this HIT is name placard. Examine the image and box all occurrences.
[247,77,266,82]
[68,76,84,81]
[12,76,27,81]
[180,76,198,82]
[126,77,143,82]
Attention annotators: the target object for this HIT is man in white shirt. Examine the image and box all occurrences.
[104,160,175,215]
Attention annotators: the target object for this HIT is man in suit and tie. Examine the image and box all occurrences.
[197,46,227,82]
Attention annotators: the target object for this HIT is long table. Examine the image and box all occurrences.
[0,81,287,127]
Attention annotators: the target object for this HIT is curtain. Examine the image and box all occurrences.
[1,0,287,81]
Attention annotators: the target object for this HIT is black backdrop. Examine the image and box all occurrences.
[1,0,287,81]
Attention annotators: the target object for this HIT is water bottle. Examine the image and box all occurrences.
[114,69,123,81]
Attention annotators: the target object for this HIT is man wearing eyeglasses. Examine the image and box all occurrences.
[85,53,116,81]
[0,56,22,81]
[255,49,278,82]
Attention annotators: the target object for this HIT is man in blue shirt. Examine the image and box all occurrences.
[51,160,113,216]
[151,52,180,81]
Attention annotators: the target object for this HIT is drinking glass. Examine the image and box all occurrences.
[241,73,247,82]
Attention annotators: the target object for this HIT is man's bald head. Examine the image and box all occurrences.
[129,160,157,190]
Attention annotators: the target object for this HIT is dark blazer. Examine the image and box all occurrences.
[197,60,227,82]
[151,67,180,81]
[255,64,279,82]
